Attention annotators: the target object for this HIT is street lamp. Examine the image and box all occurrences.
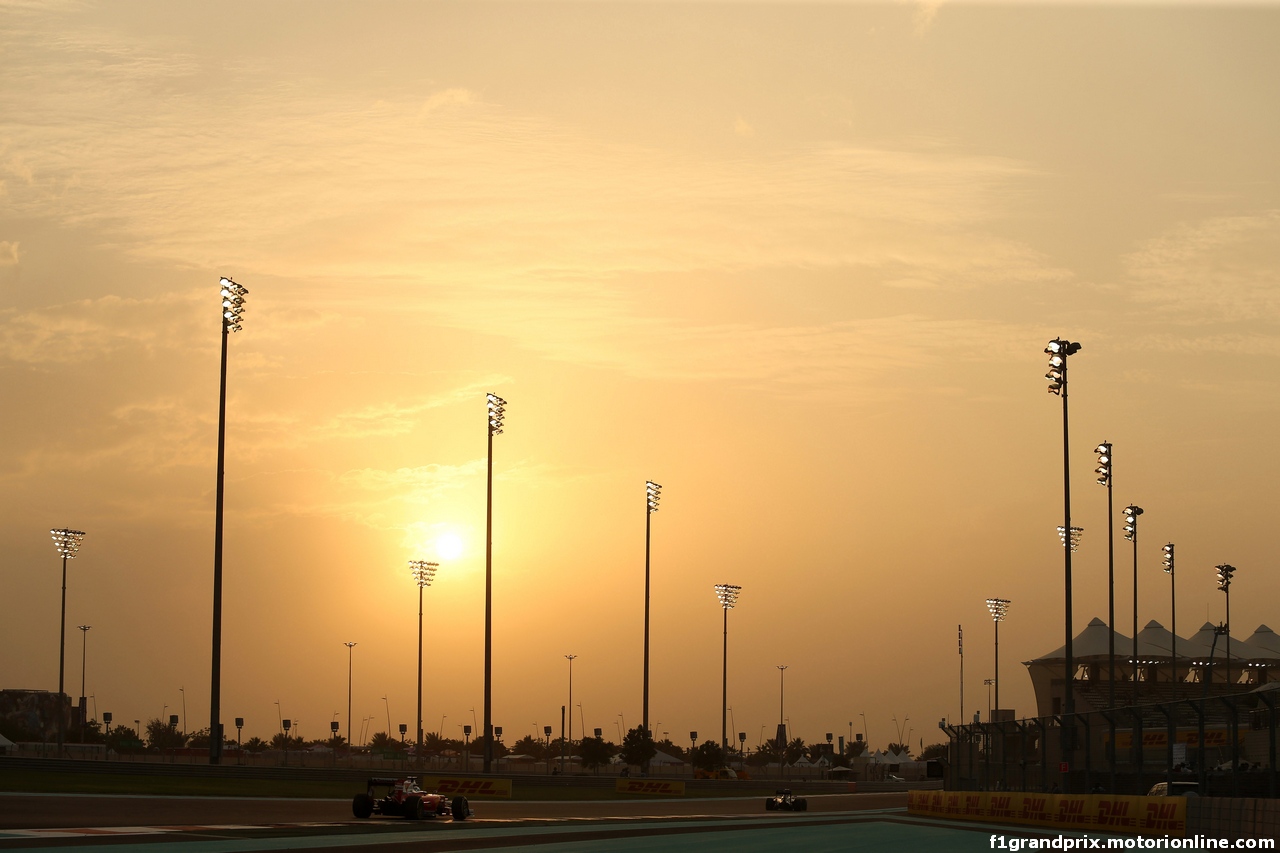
[1215,564,1236,688]
[409,560,439,764]
[1124,505,1144,704]
[1095,441,1117,712]
[1045,336,1082,779]
[714,583,742,750]
[344,642,357,752]
[985,598,1010,719]
[775,665,788,747]
[211,275,248,765]
[77,625,90,742]
[1162,544,1177,698]
[483,392,506,773]
[643,480,661,743]
[51,527,85,756]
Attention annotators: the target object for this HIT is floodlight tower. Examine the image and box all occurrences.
[1123,505,1143,703]
[1094,441,1117,711]
[1215,564,1236,688]
[714,584,742,750]
[483,392,506,772]
[1162,544,1177,698]
[211,275,247,765]
[1045,336,1082,778]
[643,480,661,739]
[344,642,357,752]
[51,528,85,756]
[985,599,1010,718]
[410,560,438,763]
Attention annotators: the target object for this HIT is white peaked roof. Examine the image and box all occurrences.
[1027,617,1134,662]
[1247,625,1280,656]
[1184,622,1273,662]
[1132,620,1179,659]
[649,749,684,765]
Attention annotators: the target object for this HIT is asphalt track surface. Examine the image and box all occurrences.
[0,792,994,852]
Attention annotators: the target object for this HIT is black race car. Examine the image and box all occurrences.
[352,777,472,821]
[765,789,808,811]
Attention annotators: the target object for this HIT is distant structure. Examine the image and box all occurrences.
[1023,617,1280,717]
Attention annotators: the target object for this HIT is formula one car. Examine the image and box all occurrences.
[352,777,472,821]
[765,789,808,811]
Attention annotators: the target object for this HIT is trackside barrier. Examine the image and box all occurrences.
[848,782,857,793]
[616,778,686,796]
[421,777,512,798]
[908,789,1186,837]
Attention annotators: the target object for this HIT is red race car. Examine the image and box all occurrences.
[352,777,472,821]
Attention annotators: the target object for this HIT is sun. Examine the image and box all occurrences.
[436,532,464,561]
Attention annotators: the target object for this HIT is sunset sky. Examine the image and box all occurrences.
[3,0,1279,751]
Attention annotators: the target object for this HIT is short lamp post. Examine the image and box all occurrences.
[78,625,91,741]
[564,654,577,774]
[714,584,742,751]
[51,528,85,756]
[1123,505,1144,704]
[409,560,439,765]
[210,275,248,765]
[1215,564,1236,688]
[985,599,1010,718]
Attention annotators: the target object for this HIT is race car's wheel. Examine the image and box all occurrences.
[796,799,808,812]
[405,796,426,820]
[352,794,374,819]
[765,798,777,810]
[451,796,470,821]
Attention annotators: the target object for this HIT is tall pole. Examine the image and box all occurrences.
[986,599,1009,719]
[410,561,438,767]
[51,529,85,758]
[958,625,964,726]
[1045,337,1081,780]
[78,625,90,742]
[565,654,576,759]
[1124,506,1143,705]
[345,642,356,751]
[1095,442,1115,712]
[714,584,740,752]
[1162,545,1176,699]
[211,276,246,765]
[1216,565,1236,689]
[721,606,729,751]
[644,481,661,741]
[484,393,505,773]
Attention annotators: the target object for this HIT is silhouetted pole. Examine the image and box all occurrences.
[714,584,741,751]
[643,481,661,740]
[51,528,85,757]
[345,642,356,751]
[211,275,247,765]
[484,392,506,773]
[1124,505,1143,704]
[1216,565,1236,688]
[410,561,438,766]
[1162,544,1176,698]
[986,599,1010,717]
[1095,442,1115,710]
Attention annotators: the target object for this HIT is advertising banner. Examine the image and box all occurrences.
[616,778,686,796]
[908,789,1186,837]
[421,776,513,798]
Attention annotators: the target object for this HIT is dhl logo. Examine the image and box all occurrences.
[989,795,1014,818]
[1096,799,1136,828]
[1019,796,1049,819]
[432,778,513,798]
[1141,801,1184,833]
[616,779,685,796]
[1056,797,1088,824]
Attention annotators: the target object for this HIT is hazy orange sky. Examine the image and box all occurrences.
[3,0,1279,750]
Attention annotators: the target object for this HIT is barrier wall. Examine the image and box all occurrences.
[908,789,1186,837]
[418,776,512,798]
[616,778,686,796]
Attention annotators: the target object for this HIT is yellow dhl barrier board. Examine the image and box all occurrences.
[616,778,686,796]
[419,777,512,798]
[908,790,1185,837]
[1109,729,1241,749]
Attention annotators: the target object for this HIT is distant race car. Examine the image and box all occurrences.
[765,789,808,811]
[352,777,472,821]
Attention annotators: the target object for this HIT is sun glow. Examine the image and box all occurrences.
[436,532,464,561]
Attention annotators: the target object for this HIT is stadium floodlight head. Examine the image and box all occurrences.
[1161,544,1175,575]
[1044,338,1082,395]
[409,560,439,588]
[1215,563,1235,592]
[986,598,1011,623]
[1094,442,1112,487]
[219,276,248,333]
[714,583,742,610]
[646,481,662,513]
[1122,505,1143,541]
[486,392,507,436]
[1057,525,1083,552]
[51,528,86,559]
